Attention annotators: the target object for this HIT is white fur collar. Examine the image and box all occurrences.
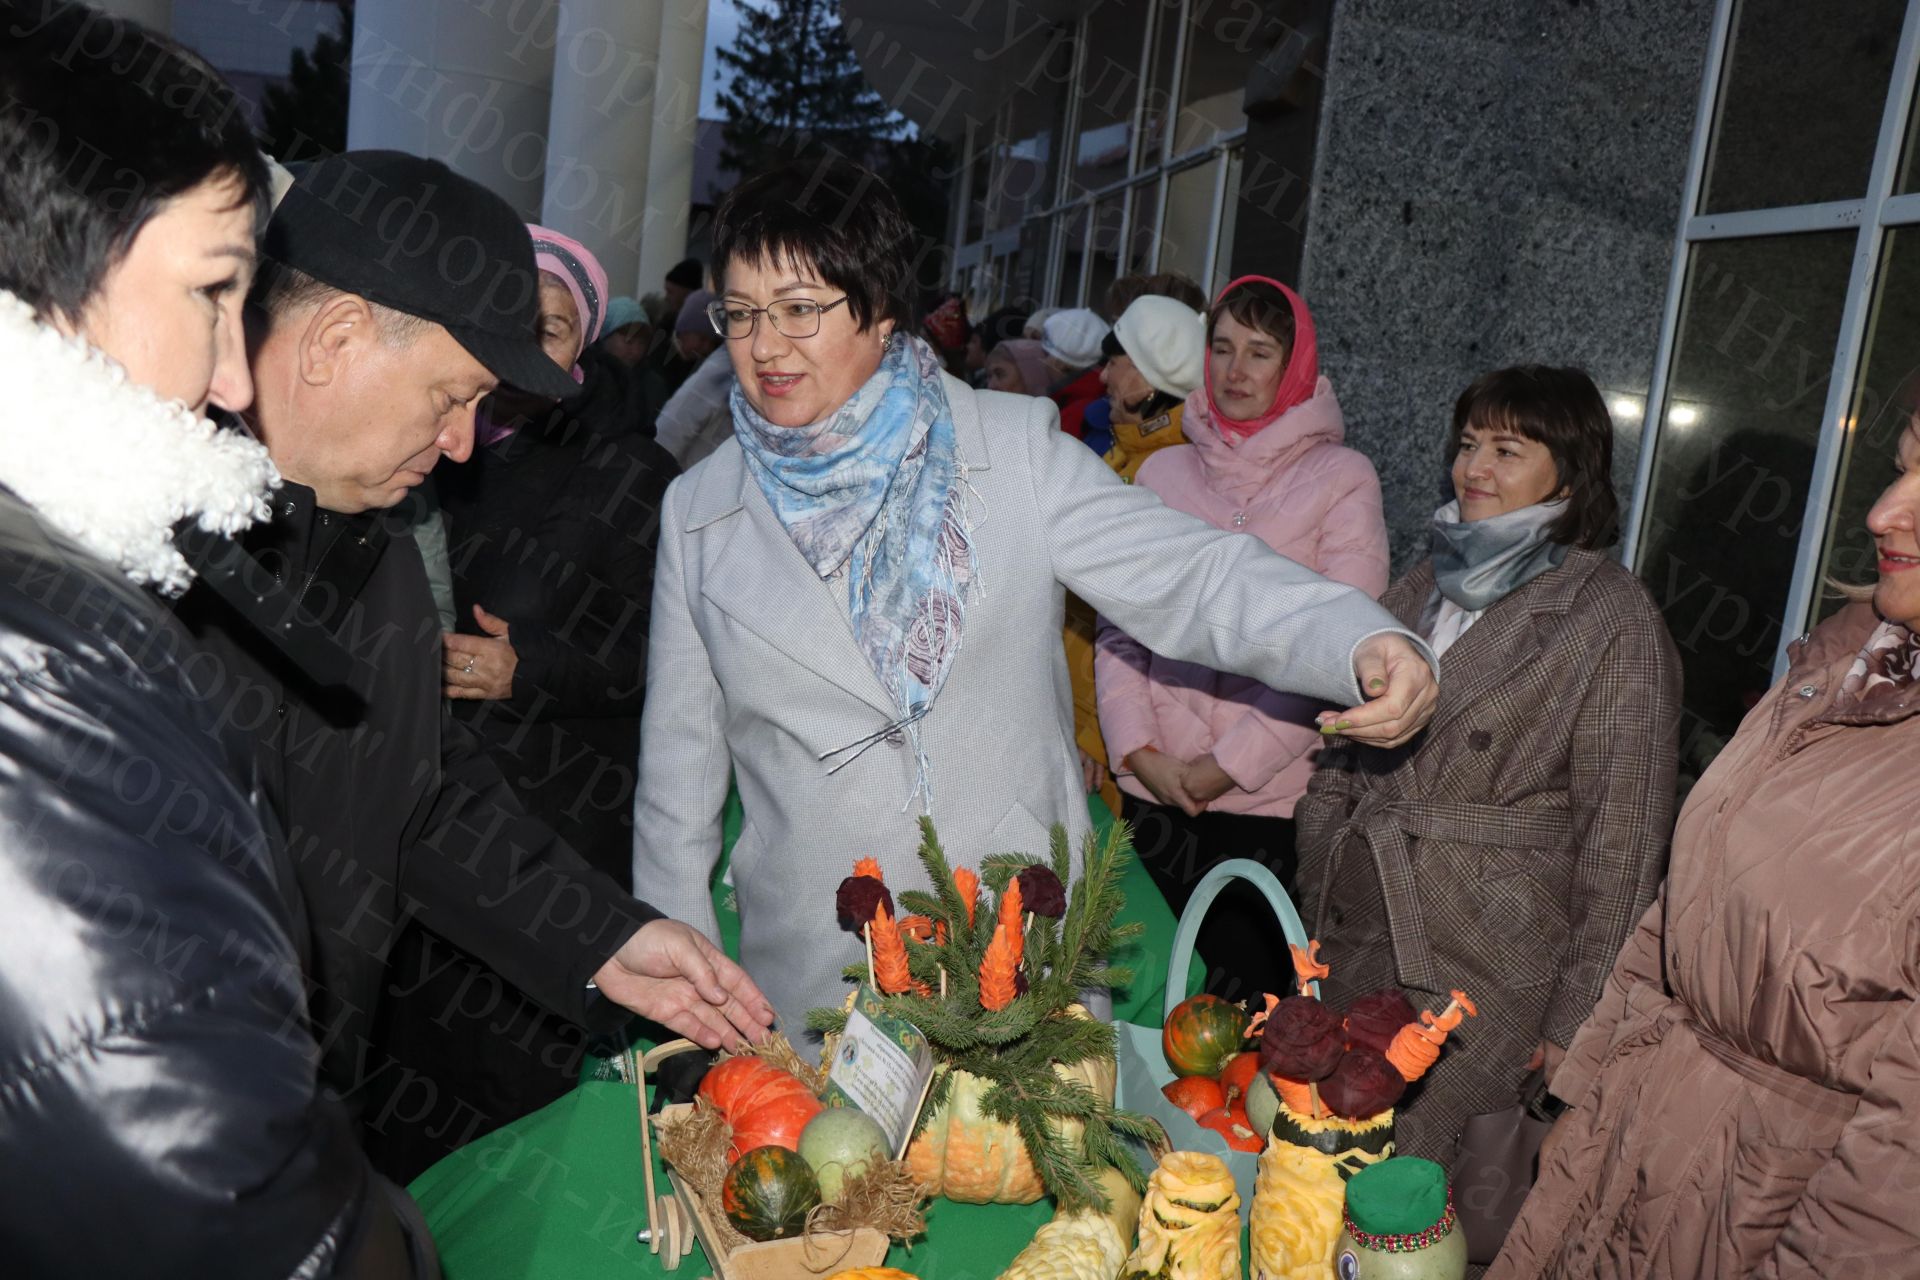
[0,289,277,596]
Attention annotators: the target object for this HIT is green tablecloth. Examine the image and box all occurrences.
[410,796,1201,1279]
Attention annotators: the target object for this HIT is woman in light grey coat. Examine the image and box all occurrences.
[630,161,1440,1034]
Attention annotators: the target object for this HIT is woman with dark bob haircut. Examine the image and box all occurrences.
[1295,365,1682,1166]
[0,2,431,1275]
[629,156,1444,1033]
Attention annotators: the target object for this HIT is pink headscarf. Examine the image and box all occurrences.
[481,226,609,445]
[526,223,609,382]
[1202,274,1319,440]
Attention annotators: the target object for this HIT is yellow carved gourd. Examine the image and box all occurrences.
[1249,1107,1395,1280]
[1118,1151,1241,1280]
[998,1168,1143,1280]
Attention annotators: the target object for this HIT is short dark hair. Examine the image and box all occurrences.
[0,2,270,322]
[709,156,913,333]
[1208,280,1296,359]
[1107,271,1209,319]
[1450,366,1621,549]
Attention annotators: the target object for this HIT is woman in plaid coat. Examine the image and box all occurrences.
[1295,366,1682,1160]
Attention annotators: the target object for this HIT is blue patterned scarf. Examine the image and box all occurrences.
[730,336,975,806]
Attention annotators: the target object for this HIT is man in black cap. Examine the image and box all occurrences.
[173,150,773,1171]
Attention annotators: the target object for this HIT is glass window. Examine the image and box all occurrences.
[1158,160,1217,287]
[1054,205,1091,306]
[1898,75,1920,193]
[964,125,993,243]
[1209,147,1243,297]
[1171,0,1263,155]
[1127,179,1161,274]
[1139,0,1183,168]
[1815,228,1920,619]
[1088,197,1126,315]
[1633,231,1855,778]
[1701,0,1903,214]
[1015,216,1053,308]
[1070,3,1147,198]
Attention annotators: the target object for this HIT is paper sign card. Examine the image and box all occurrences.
[823,985,937,1158]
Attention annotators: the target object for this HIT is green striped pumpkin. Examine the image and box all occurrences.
[721,1145,821,1242]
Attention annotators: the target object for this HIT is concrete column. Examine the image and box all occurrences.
[346,0,558,220]
[633,0,709,298]
[90,0,172,33]
[540,0,669,295]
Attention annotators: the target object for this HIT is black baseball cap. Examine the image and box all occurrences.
[264,150,578,400]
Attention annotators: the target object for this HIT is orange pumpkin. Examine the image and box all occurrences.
[1219,1049,1261,1101]
[1162,1075,1227,1121]
[906,1031,1117,1204]
[697,1056,824,1158]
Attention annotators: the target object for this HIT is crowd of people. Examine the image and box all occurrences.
[2,4,1917,1278]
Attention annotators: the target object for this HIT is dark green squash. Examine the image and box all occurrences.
[720,1145,821,1242]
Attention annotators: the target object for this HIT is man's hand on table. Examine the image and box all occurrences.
[1317,633,1439,749]
[593,919,775,1050]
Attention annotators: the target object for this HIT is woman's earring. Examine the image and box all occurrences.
[881,333,893,352]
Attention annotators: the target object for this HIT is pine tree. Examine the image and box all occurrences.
[714,0,896,178]
[259,0,354,161]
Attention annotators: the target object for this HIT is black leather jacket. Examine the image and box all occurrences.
[0,486,432,1278]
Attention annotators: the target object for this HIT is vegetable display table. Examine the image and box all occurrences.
[410,797,1218,1278]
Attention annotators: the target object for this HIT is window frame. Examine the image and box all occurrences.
[953,0,1248,309]
[1626,0,1920,676]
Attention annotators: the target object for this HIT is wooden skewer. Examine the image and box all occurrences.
[1307,1081,1326,1121]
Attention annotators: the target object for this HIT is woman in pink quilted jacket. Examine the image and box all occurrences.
[1095,275,1389,1000]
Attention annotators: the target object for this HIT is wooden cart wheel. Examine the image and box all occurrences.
[633,1040,703,1270]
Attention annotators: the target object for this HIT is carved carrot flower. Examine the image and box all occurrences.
[978,877,1025,1011]
[998,876,1025,971]
[898,914,935,942]
[1385,990,1477,1083]
[871,902,914,996]
[854,857,884,883]
[1288,940,1329,997]
[953,866,979,927]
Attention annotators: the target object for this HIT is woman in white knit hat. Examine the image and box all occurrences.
[1040,307,1111,440]
[1064,295,1210,815]
[1094,276,1390,1002]
[1099,294,1207,481]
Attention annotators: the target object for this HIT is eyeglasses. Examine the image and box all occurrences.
[707,295,851,340]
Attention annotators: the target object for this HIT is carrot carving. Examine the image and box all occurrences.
[853,857,884,883]
[1274,1075,1317,1117]
[1385,990,1478,1082]
[1288,940,1329,997]
[953,866,979,927]
[871,903,914,996]
[978,878,1025,1011]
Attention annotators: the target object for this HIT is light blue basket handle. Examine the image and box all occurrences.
[1162,857,1317,1024]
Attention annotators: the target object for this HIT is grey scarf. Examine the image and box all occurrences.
[1429,498,1570,611]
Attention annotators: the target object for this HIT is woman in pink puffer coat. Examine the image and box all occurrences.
[1095,276,1389,1000]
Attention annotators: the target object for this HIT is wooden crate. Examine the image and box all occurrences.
[656,1103,890,1279]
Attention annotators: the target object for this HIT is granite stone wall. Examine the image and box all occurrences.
[1296,0,1716,570]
